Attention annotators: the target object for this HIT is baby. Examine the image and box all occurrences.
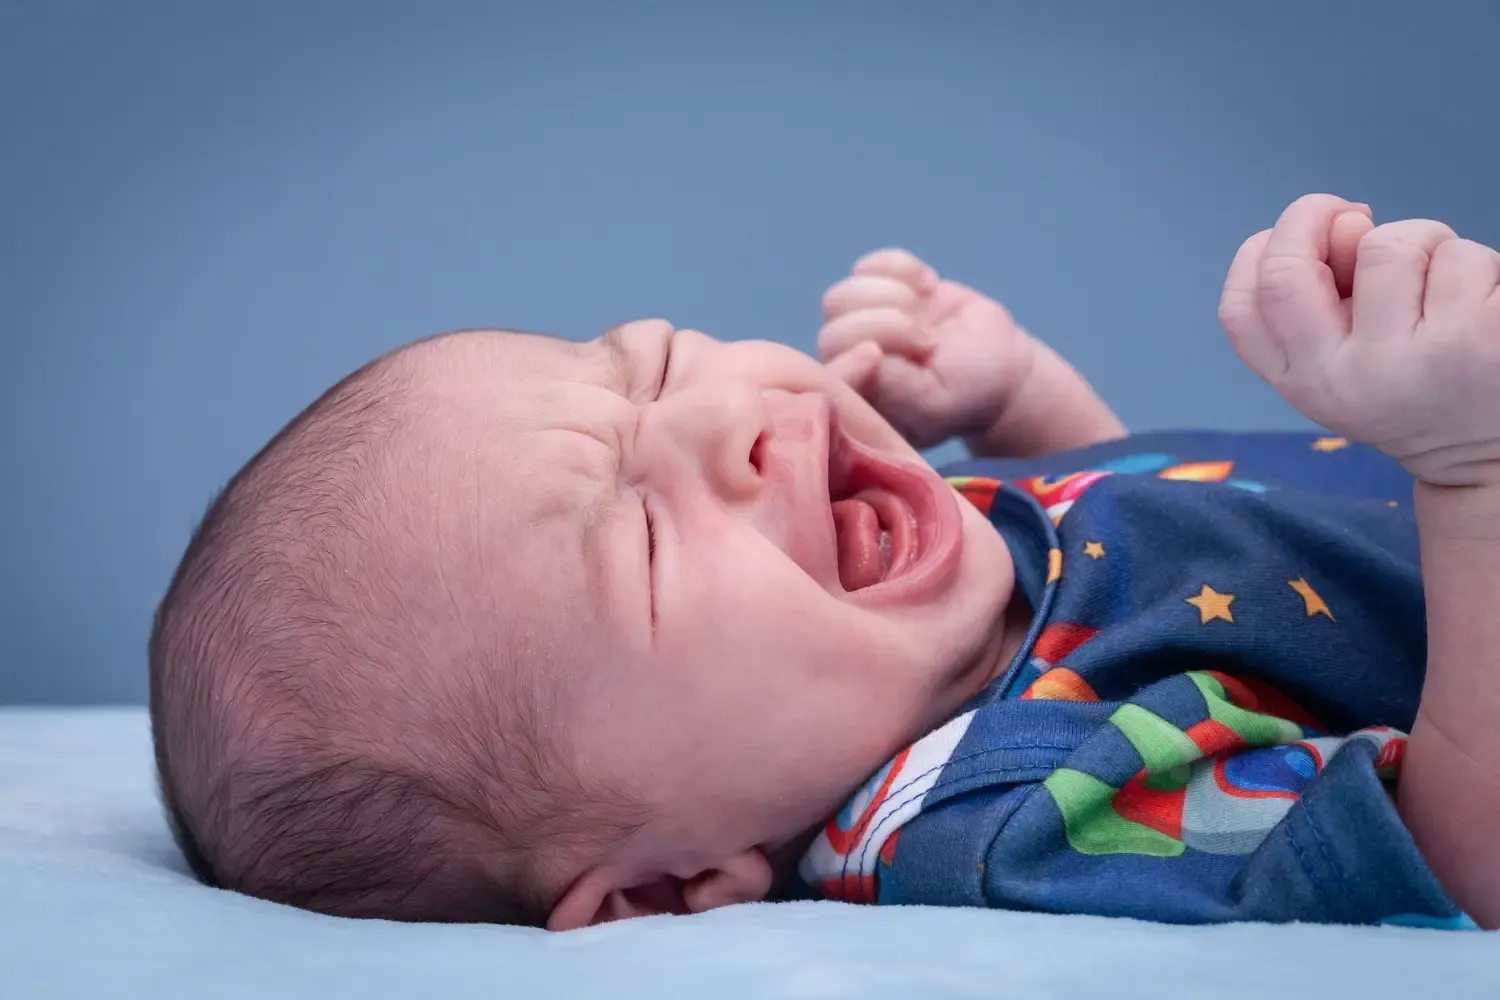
[149,194,1500,931]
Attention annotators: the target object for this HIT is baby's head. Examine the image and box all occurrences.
[149,322,1015,928]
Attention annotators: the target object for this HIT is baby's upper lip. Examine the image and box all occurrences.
[817,402,835,506]
[807,395,840,591]
[760,391,841,593]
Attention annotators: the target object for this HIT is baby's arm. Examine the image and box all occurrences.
[961,336,1125,459]
[1401,475,1500,928]
[1219,194,1500,927]
[819,250,1124,457]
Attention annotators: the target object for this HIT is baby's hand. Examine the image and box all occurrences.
[819,249,1036,449]
[1220,194,1500,486]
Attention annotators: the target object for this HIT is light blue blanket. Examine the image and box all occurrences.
[1,708,1495,999]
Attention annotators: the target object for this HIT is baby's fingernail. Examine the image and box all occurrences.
[911,265,937,293]
[1335,209,1372,230]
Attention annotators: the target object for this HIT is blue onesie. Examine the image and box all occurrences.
[797,431,1477,929]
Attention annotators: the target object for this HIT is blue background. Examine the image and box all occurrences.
[2,1,1497,704]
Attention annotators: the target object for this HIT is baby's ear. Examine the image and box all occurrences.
[680,849,773,914]
[547,850,772,931]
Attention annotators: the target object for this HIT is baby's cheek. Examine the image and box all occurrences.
[690,583,843,676]
[957,505,1014,602]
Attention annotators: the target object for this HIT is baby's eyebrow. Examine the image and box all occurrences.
[597,325,634,395]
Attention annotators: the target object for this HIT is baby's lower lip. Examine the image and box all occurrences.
[860,488,917,582]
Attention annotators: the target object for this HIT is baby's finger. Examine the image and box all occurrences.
[1491,247,1500,308]
[923,279,986,327]
[1353,219,1460,337]
[1329,210,1375,300]
[817,308,933,362]
[1256,195,1367,363]
[1218,230,1280,376]
[1422,237,1496,325]
[823,341,884,393]
[822,274,922,321]
[864,354,947,449]
[851,248,940,295]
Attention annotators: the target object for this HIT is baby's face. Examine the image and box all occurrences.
[441,322,1016,901]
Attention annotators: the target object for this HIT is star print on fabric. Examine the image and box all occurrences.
[1311,437,1349,452]
[1158,461,1234,483]
[1083,541,1106,559]
[1288,578,1334,620]
[1047,548,1063,583]
[1186,585,1235,624]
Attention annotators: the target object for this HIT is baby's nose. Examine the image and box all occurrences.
[674,384,769,499]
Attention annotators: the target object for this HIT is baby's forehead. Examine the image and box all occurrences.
[361,329,659,716]
[411,331,635,451]
[449,329,626,448]
[403,328,634,581]
[414,329,622,396]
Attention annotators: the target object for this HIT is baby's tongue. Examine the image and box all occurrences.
[831,498,889,591]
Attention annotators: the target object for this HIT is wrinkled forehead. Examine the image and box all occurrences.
[406,329,629,507]
[407,328,623,411]
[399,329,638,643]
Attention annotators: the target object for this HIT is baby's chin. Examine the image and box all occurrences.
[943,494,1018,671]
[938,472,1012,603]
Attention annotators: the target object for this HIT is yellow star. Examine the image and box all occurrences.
[1047,547,1062,583]
[1387,500,1399,508]
[1311,436,1349,452]
[1083,540,1106,559]
[1186,584,1235,624]
[1288,577,1334,620]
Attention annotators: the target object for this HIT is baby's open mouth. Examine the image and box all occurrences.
[815,403,964,607]
[827,417,920,591]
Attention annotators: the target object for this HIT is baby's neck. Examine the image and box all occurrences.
[770,590,1035,899]
[961,588,1034,704]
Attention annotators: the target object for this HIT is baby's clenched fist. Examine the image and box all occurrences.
[819,249,1036,450]
[1220,194,1500,486]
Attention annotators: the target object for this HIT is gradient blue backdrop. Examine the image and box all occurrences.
[2,1,1497,704]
